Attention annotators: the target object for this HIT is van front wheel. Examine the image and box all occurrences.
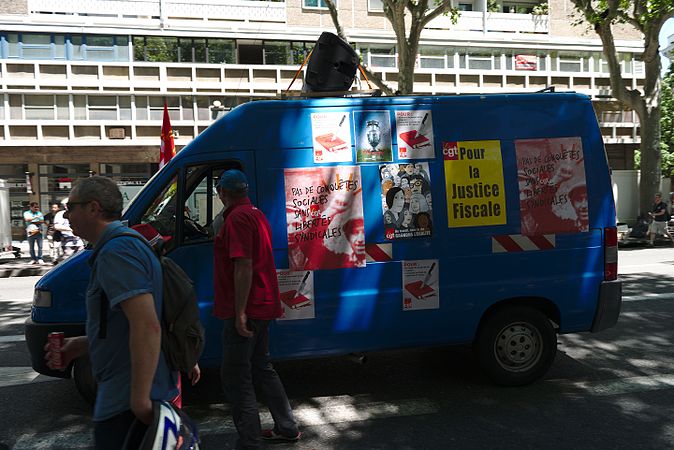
[476,306,557,386]
[73,355,97,405]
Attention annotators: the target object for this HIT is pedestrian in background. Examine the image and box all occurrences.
[44,202,62,261]
[53,198,85,260]
[648,192,674,246]
[44,176,178,449]
[214,169,300,449]
[23,202,45,265]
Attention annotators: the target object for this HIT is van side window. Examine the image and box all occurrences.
[182,163,236,244]
[140,175,179,246]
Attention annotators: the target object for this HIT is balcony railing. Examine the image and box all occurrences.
[28,0,286,24]
[428,11,549,34]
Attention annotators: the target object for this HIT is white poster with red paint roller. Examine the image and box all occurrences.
[402,259,439,311]
[285,166,365,270]
[395,110,435,160]
[276,270,315,321]
[311,112,353,163]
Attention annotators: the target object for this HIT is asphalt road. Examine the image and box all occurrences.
[2,248,674,449]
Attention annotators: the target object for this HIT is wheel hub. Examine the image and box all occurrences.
[494,322,542,372]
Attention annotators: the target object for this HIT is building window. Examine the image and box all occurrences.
[89,96,118,120]
[290,42,310,64]
[264,41,292,65]
[304,0,330,8]
[369,0,384,11]
[208,39,236,64]
[458,3,473,11]
[368,46,396,68]
[24,95,55,120]
[419,47,449,69]
[38,164,91,208]
[0,33,128,61]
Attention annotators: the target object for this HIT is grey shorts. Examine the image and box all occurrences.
[649,221,668,235]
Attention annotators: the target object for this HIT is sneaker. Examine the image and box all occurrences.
[261,429,302,442]
[37,259,45,265]
[30,260,37,265]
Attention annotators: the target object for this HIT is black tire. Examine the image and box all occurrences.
[73,355,97,405]
[475,305,557,386]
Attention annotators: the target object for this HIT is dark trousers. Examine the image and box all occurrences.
[94,410,147,450]
[221,318,299,450]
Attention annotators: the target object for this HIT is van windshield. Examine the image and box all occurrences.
[140,176,178,239]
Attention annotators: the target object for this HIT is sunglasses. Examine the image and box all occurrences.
[65,201,90,211]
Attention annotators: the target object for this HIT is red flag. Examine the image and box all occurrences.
[160,102,175,169]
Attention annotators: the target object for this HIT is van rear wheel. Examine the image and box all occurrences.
[73,355,97,405]
[476,306,557,386]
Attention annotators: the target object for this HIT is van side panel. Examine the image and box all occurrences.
[250,94,613,359]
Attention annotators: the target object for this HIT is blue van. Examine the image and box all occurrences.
[25,92,621,401]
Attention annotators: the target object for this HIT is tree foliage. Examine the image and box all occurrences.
[570,0,674,213]
[324,0,458,95]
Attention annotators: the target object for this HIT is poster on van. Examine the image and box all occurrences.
[402,259,439,311]
[285,166,365,270]
[515,137,588,235]
[311,112,353,163]
[443,140,507,228]
[379,163,433,240]
[276,269,315,321]
[395,110,435,159]
[354,110,393,163]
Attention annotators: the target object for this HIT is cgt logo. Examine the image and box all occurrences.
[385,228,395,240]
[442,141,458,160]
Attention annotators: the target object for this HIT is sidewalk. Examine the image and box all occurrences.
[0,240,56,278]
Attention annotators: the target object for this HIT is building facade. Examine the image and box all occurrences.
[0,0,643,238]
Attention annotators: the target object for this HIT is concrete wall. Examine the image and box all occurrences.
[612,170,671,223]
[0,0,28,15]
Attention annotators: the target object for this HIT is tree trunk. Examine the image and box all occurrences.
[638,107,662,215]
[397,45,417,95]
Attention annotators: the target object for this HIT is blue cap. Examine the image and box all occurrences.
[218,169,249,191]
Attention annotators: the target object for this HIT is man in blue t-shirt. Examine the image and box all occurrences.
[45,176,177,449]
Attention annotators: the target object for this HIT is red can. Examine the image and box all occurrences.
[48,332,65,369]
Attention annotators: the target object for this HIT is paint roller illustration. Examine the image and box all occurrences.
[399,112,431,151]
[280,271,312,309]
[404,262,436,300]
[315,114,348,153]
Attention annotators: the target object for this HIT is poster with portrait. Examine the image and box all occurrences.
[395,110,435,160]
[402,259,439,311]
[276,270,315,321]
[515,137,588,235]
[379,163,433,240]
[354,110,393,163]
[285,166,365,270]
[311,112,353,163]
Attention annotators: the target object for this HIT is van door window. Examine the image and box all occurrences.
[182,163,237,243]
[139,175,179,246]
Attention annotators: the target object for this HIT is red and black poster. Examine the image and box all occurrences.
[515,137,588,235]
[285,166,365,270]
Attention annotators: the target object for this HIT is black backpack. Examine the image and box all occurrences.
[93,231,205,373]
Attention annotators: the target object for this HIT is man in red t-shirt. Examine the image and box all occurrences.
[214,169,300,449]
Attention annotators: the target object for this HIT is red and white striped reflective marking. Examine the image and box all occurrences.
[492,234,556,253]
[365,243,393,262]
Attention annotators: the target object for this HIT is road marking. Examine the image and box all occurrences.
[12,395,439,449]
[0,334,25,343]
[0,366,60,389]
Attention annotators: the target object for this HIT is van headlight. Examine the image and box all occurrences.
[33,289,52,307]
